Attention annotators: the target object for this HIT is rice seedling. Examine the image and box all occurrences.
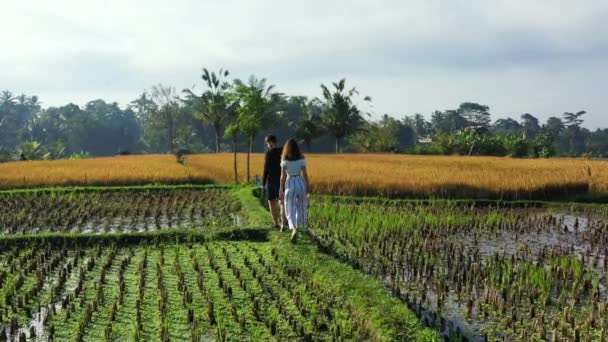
[307,196,608,341]
[0,188,239,234]
[0,238,434,341]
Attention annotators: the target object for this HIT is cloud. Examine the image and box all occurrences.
[1,0,607,128]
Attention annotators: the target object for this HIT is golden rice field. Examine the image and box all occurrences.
[1,153,607,199]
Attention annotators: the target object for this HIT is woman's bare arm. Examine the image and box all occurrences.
[302,166,310,194]
[279,166,287,199]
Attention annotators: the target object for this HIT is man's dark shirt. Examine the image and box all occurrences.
[263,147,282,186]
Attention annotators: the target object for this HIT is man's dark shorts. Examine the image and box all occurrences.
[266,181,280,201]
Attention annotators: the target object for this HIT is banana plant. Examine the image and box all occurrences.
[17,140,50,160]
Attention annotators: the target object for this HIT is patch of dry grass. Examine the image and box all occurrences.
[1,153,607,199]
[0,155,197,188]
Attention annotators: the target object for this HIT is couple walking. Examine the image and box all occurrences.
[261,135,310,242]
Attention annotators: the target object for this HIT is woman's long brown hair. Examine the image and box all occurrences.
[281,139,304,161]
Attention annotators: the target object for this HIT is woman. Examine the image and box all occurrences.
[279,139,310,242]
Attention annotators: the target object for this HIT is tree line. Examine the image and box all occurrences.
[1,68,607,164]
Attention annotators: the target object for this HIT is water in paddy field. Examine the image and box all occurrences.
[0,189,239,235]
[1,214,230,234]
[404,209,608,341]
[1,255,83,342]
[310,200,608,341]
[0,190,244,340]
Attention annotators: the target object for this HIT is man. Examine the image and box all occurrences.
[262,135,287,230]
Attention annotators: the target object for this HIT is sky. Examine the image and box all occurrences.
[1,0,607,129]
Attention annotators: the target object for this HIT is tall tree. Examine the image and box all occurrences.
[404,113,430,141]
[563,111,586,127]
[520,113,541,139]
[14,94,41,141]
[430,110,467,135]
[588,129,608,157]
[393,116,416,148]
[351,117,399,153]
[562,111,587,155]
[493,118,522,135]
[457,102,491,128]
[413,113,429,138]
[544,117,564,138]
[51,104,81,154]
[353,114,415,152]
[0,91,16,126]
[320,79,371,153]
[183,68,232,153]
[290,97,323,152]
[0,91,23,149]
[149,84,181,154]
[231,75,281,183]
[224,113,240,184]
[129,91,157,127]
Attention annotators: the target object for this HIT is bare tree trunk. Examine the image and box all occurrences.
[233,136,238,184]
[214,124,221,153]
[335,137,340,153]
[468,141,476,156]
[169,119,175,154]
[215,131,220,154]
[247,135,253,184]
[570,134,575,155]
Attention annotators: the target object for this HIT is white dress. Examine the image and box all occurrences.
[280,159,308,229]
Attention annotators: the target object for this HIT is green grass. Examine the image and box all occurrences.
[236,185,440,341]
[0,228,269,248]
[0,185,439,341]
[270,233,439,341]
[0,185,265,243]
[230,186,269,227]
[0,241,438,341]
[304,193,608,341]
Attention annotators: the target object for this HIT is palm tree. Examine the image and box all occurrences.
[183,68,232,153]
[520,113,540,139]
[0,91,15,107]
[14,94,36,136]
[231,75,282,183]
[224,110,240,184]
[129,91,157,126]
[1,91,19,148]
[562,111,586,155]
[0,91,16,124]
[291,97,323,152]
[320,79,371,153]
